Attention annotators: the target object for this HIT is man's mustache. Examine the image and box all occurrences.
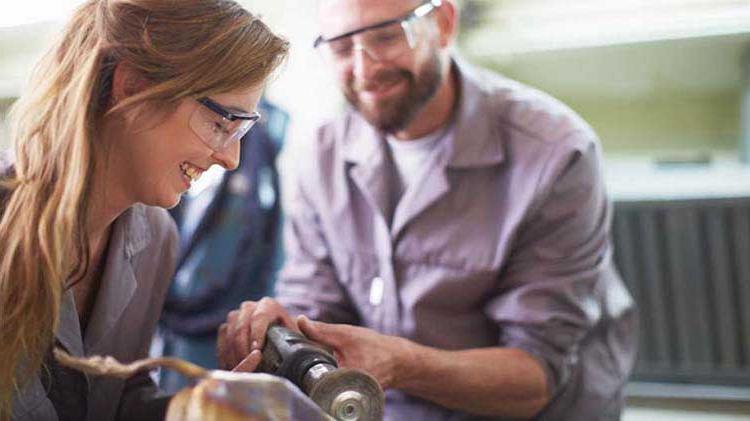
[353,70,410,92]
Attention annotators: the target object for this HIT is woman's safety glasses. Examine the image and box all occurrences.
[313,0,442,65]
[189,97,260,152]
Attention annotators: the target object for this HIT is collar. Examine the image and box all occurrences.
[122,204,152,259]
[56,205,152,354]
[445,57,505,168]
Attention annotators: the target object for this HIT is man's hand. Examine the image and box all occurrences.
[217,297,298,370]
[296,315,413,389]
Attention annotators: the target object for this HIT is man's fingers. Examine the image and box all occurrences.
[225,309,240,345]
[226,309,240,326]
[225,309,245,367]
[248,298,291,351]
[232,349,262,373]
[228,302,259,366]
[234,311,253,359]
[217,323,230,370]
[248,316,272,352]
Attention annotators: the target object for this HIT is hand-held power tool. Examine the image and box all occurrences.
[257,325,384,421]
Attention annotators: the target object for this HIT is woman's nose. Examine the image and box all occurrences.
[211,140,241,171]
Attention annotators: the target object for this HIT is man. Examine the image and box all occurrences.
[219,1,637,419]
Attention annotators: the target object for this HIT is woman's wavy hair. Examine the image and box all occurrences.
[0,0,288,417]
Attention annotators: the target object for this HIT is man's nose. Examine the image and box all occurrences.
[352,44,384,82]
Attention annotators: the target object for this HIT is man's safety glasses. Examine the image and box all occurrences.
[189,98,260,152]
[313,0,442,65]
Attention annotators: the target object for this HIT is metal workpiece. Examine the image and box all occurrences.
[167,371,336,420]
[259,325,385,421]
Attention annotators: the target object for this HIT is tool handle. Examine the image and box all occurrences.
[258,325,338,387]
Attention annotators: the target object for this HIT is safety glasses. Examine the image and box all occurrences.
[313,0,442,65]
[189,97,260,152]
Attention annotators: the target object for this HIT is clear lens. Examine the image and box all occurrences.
[326,37,355,60]
[321,20,413,65]
[361,21,410,57]
[189,104,256,151]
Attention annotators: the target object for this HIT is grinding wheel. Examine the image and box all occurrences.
[307,368,384,421]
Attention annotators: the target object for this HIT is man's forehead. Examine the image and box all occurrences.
[317,0,421,39]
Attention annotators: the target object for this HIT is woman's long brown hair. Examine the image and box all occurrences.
[0,1,288,417]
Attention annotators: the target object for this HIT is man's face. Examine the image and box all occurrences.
[318,0,444,133]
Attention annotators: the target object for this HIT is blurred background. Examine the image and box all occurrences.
[2,0,750,419]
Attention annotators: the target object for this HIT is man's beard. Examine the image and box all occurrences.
[344,53,442,134]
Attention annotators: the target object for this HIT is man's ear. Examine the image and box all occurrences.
[111,62,146,104]
[435,0,458,48]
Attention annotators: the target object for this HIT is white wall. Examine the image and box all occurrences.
[0,1,345,160]
[239,0,345,199]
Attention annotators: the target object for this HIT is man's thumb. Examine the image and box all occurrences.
[298,315,336,347]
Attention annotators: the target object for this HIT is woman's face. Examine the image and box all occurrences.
[112,84,264,209]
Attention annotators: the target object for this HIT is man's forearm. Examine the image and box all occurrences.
[394,342,550,418]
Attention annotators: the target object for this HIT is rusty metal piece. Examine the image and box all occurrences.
[54,348,335,420]
[166,371,335,421]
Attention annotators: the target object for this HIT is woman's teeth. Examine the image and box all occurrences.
[180,162,203,183]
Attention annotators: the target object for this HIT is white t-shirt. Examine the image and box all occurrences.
[386,127,449,194]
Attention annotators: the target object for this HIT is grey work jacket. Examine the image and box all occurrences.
[276,59,637,420]
[9,200,179,420]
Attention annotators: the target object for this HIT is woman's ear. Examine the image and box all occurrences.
[111,62,146,105]
[109,62,154,128]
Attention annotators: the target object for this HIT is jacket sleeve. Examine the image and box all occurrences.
[484,133,618,397]
[274,169,360,325]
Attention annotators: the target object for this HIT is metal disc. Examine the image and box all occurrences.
[307,368,384,421]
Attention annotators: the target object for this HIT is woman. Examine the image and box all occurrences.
[0,0,288,419]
